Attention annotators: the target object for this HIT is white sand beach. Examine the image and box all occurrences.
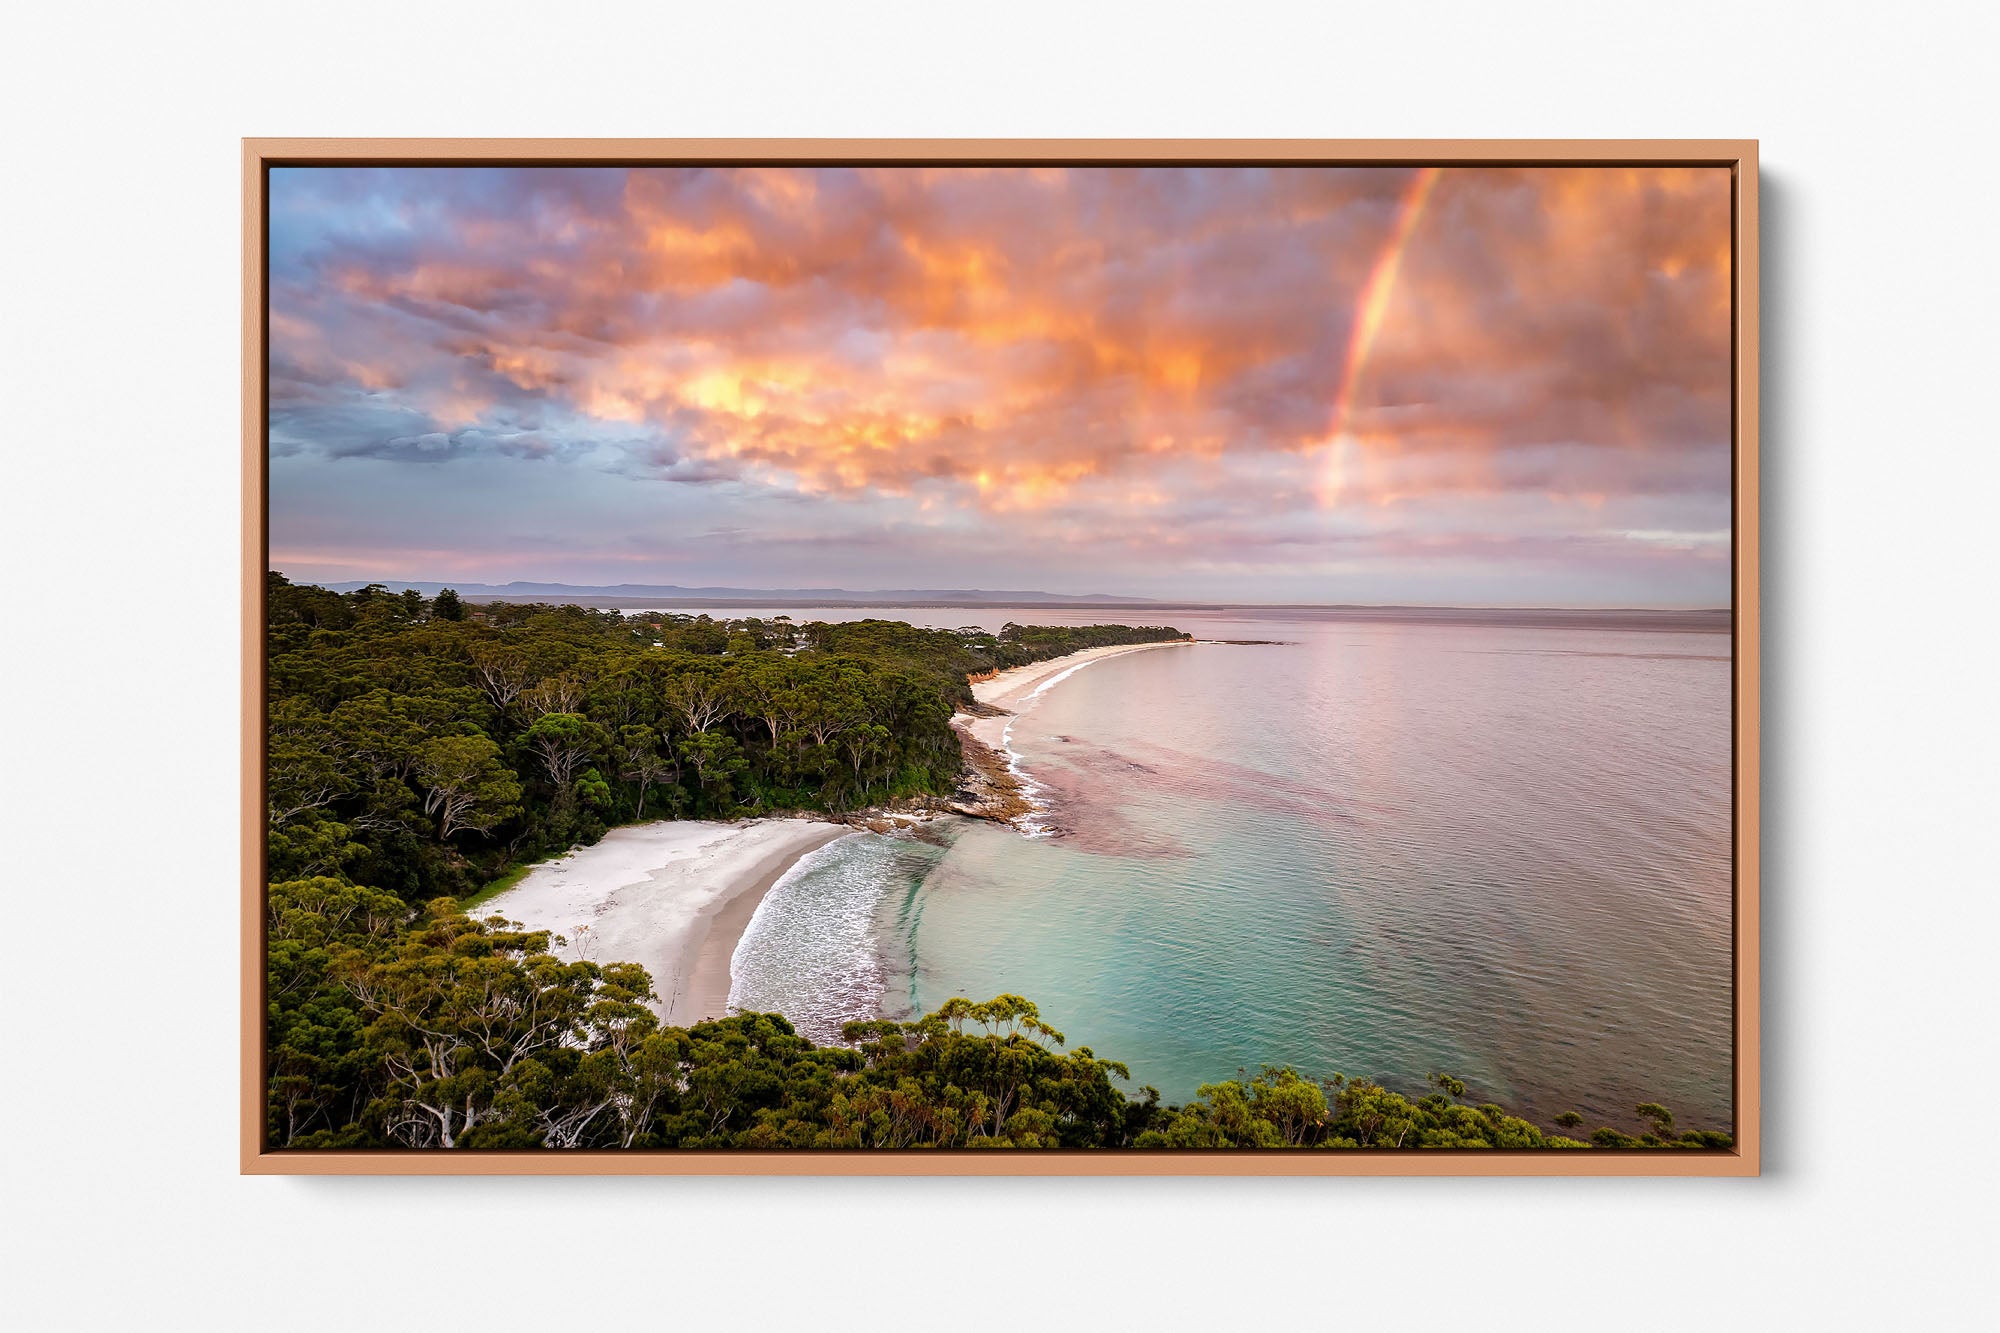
[473,818,853,1025]
[961,640,1193,751]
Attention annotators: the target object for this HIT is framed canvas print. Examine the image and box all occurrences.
[242,139,1758,1175]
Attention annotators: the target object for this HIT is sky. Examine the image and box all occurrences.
[267,164,1734,605]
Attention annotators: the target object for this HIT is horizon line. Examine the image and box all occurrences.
[279,571,1727,616]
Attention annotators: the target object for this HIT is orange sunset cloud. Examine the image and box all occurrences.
[268,164,1733,604]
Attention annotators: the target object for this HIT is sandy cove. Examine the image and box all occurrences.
[950,640,1193,824]
[474,644,1186,1017]
[472,818,852,1026]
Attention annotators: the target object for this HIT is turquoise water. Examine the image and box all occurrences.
[732,611,1734,1131]
[728,832,946,1043]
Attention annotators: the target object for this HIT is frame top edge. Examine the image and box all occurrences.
[243,137,1759,166]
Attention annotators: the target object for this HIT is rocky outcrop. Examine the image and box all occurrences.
[947,714,1034,824]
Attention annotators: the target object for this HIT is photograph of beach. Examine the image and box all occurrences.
[259,161,1739,1157]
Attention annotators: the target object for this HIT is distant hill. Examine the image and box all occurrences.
[316,579,1161,608]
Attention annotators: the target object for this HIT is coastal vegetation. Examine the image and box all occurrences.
[263,576,1730,1154]
[265,573,1184,903]
[265,888,1731,1151]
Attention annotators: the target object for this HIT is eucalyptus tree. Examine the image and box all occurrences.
[615,725,679,818]
[411,734,521,839]
[520,712,608,798]
[663,661,732,734]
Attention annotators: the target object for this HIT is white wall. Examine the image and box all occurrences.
[5,2,1994,1327]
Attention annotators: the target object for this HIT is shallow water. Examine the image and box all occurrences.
[727,832,947,1044]
[730,610,1734,1131]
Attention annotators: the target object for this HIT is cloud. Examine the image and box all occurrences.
[267,165,1734,603]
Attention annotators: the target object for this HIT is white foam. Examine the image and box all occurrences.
[998,655,1119,837]
[728,832,928,1041]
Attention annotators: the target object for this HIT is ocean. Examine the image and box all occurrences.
[727,607,1735,1133]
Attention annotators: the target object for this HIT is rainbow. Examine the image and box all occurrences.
[1319,166,1441,504]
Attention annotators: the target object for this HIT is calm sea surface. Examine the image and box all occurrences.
[729,607,1734,1132]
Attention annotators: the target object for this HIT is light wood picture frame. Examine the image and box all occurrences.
[243,138,1758,1176]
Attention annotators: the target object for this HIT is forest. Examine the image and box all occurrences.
[265,573,1185,903]
[263,576,1731,1153]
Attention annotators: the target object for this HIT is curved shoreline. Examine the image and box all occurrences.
[473,645,1192,1025]
[952,639,1194,830]
[470,818,852,1026]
